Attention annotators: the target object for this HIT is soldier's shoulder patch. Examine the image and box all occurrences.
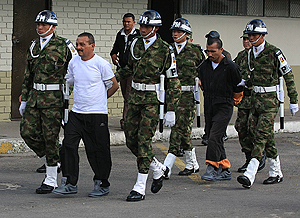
[275,48,291,75]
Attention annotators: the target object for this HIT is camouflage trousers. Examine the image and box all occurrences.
[20,106,62,166]
[248,106,278,160]
[124,103,159,174]
[169,97,196,155]
[234,108,252,154]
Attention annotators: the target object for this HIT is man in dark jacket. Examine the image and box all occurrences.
[198,36,243,181]
[110,13,140,129]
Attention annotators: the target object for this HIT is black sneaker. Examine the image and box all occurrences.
[126,190,145,202]
[36,164,46,173]
[36,184,54,194]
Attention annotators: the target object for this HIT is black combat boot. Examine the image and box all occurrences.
[237,152,251,173]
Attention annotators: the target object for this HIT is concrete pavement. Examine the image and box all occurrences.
[1,133,300,217]
[0,109,300,153]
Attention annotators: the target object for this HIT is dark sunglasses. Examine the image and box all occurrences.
[204,50,217,54]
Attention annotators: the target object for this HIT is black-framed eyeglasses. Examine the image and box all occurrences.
[205,31,220,39]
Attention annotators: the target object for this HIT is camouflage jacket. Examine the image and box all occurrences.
[21,32,72,108]
[234,49,251,109]
[249,41,298,105]
[172,41,206,102]
[115,34,181,111]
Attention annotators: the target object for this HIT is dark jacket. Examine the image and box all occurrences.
[198,55,242,106]
[110,28,140,68]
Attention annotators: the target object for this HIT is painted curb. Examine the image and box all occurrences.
[1,121,299,154]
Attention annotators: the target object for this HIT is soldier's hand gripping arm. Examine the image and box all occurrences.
[105,76,119,98]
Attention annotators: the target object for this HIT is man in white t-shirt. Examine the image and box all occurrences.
[52,32,119,197]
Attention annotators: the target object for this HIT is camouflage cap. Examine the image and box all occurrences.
[240,33,248,38]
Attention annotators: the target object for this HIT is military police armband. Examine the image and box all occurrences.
[65,39,78,58]
[275,50,292,76]
[166,46,178,78]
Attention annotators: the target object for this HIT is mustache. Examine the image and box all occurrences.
[208,56,213,59]
[76,49,83,52]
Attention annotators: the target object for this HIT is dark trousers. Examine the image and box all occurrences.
[60,111,111,187]
[205,103,233,163]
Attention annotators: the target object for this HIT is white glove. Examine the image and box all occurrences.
[163,111,176,127]
[289,103,299,116]
[276,85,284,102]
[104,80,113,89]
[237,79,246,87]
[64,73,74,86]
[194,90,200,102]
[19,101,27,116]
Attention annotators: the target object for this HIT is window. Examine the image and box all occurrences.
[181,0,300,18]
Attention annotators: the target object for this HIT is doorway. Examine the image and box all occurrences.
[11,0,51,120]
[150,0,180,44]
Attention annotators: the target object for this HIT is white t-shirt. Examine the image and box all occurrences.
[66,54,115,114]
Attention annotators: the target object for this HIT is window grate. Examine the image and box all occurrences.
[180,0,300,18]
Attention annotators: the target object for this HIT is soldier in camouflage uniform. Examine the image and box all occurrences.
[19,10,75,194]
[237,19,298,189]
[114,10,181,202]
[163,18,206,179]
[234,31,266,173]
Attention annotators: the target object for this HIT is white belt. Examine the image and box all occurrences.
[33,83,61,91]
[132,81,156,91]
[252,85,277,93]
[181,85,195,92]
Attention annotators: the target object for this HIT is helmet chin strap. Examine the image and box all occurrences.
[36,25,53,37]
[143,26,155,39]
[173,32,186,42]
[250,34,262,45]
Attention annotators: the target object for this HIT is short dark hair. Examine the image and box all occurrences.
[123,13,135,21]
[207,37,222,49]
[78,32,95,44]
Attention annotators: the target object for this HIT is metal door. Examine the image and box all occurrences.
[11,0,51,119]
[150,0,180,44]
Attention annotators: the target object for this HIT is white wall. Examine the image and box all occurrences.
[0,0,13,72]
[0,0,13,120]
[183,14,300,66]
